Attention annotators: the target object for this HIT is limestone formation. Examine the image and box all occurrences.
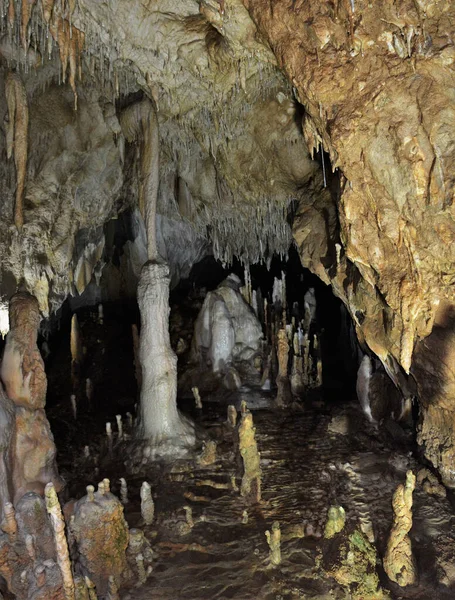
[45,483,75,600]
[383,470,417,587]
[198,440,217,466]
[137,262,195,453]
[192,274,263,374]
[0,293,62,504]
[275,328,291,407]
[238,408,261,503]
[265,521,281,566]
[5,72,28,231]
[70,481,129,597]
[140,482,155,526]
[324,505,346,539]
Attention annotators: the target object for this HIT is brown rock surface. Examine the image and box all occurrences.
[0,293,62,505]
[241,0,455,481]
[70,485,129,596]
[383,470,416,587]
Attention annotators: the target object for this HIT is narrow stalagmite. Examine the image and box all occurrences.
[140,481,155,525]
[276,328,292,407]
[383,470,417,587]
[192,386,202,409]
[121,98,194,453]
[5,72,29,231]
[45,482,75,600]
[238,408,261,503]
[265,521,281,566]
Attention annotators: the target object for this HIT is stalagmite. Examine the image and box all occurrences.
[135,554,147,586]
[227,404,237,427]
[192,386,202,409]
[106,422,113,454]
[0,292,63,502]
[45,482,75,600]
[265,521,281,566]
[121,98,195,453]
[71,394,77,420]
[324,505,346,539]
[276,328,292,407]
[119,478,129,504]
[74,575,90,600]
[107,575,119,600]
[140,481,155,525]
[198,440,217,466]
[84,577,97,600]
[2,501,17,540]
[383,470,417,587]
[5,72,29,231]
[238,408,261,503]
[116,414,123,440]
[98,304,104,325]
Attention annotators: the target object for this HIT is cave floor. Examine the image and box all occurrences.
[57,393,455,600]
[44,308,455,600]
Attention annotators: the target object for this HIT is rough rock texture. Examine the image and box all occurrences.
[383,470,417,587]
[137,262,195,452]
[70,486,129,596]
[323,528,387,600]
[238,408,261,503]
[0,293,62,505]
[413,304,455,487]
[0,492,64,600]
[239,0,455,483]
[192,274,263,372]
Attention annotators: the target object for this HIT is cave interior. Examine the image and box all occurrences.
[0,0,455,599]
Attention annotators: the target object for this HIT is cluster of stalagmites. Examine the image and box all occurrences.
[190,269,322,404]
[321,471,418,599]
[0,477,153,599]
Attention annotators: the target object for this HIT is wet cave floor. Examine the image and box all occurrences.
[44,307,455,600]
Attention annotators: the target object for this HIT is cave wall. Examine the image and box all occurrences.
[241,0,455,483]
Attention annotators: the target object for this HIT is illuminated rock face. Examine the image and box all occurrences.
[0,293,62,506]
[241,0,455,483]
[192,274,263,373]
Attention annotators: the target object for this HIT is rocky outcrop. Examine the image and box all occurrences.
[241,0,455,482]
[0,293,62,505]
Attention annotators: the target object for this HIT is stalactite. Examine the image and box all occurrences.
[49,16,84,110]
[5,71,28,232]
[21,0,37,50]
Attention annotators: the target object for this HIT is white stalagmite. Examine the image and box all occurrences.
[116,414,123,440]
[45,482,75,600]
[140,481,155,525]
[121,97,195,452]
[119,478,129,504]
